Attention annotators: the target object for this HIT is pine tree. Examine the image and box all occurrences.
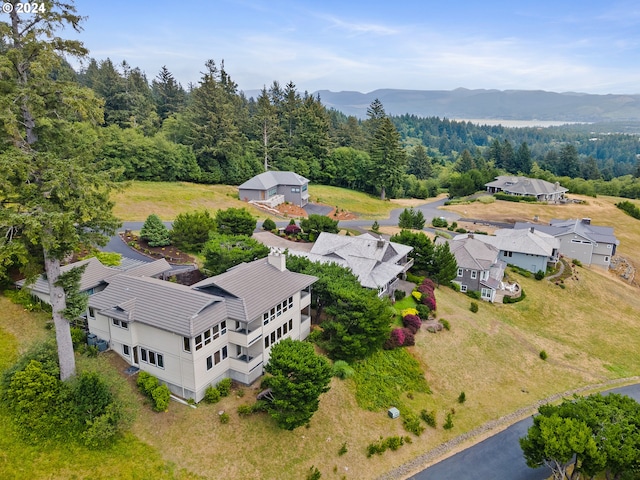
[369,117,406,199]
[0,1,121,380]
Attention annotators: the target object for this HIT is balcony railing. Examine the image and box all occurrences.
[230,354,263,374]
[228,325,263,348]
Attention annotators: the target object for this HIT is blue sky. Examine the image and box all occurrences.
[68,0,640,95]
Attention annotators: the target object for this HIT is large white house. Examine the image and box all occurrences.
[87,253,317,402]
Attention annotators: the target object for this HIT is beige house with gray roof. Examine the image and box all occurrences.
[485,176,567,202]
[87,253,316,402]
[238,170,309,207]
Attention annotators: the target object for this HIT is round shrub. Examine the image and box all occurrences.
[385,328,405,349]
[332,360,355,379]
[217,378,232,397]
[539,350,548,360]
[151,384,171,412]
[416,304,431,320]
[219,412,230,424]
[402,314,422,334]
[470,301,479,313]
[423,295,437,312]
[439,318,450,330]
[262,218,276,231]
[401,328,415,346]
[394,289,406,301]
[284,223,301,235]
[534,270,545,280]
[204,385,221,404]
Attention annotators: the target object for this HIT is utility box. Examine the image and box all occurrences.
[96,339,108,352]
[388,407,400,419]
[87,333,98,346]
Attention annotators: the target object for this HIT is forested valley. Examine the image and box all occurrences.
[75,57,640,199]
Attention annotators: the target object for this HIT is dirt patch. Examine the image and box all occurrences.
[327,207,358,221]
[276,203,307,218]
[120,232,195,264]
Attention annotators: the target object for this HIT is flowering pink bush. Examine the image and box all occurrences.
[401,328,415,346]
[422,295,437,312]
[421,278,436,291]
[402,314,422,334]
[385,328,406,349]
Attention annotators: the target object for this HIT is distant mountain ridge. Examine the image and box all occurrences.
[311,88,640,122]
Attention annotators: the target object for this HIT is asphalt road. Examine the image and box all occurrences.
[410,384,640,480]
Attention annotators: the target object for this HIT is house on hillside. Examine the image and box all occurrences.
[460,227,560,274]
[17,257,172,305]
[446,234,506,302]
[485,176,567,202]
[87,253,316,402]
[514,218,619,268]
[288,232,413,297]
[238,171,309,208]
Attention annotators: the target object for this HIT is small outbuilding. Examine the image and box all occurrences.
[388,407,400,419]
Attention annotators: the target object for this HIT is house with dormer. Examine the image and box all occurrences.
[485,176,567,202]
[86,253,316,403]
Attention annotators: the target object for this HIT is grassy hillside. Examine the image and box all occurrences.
[111,181,420,221]
[3,192,640,479]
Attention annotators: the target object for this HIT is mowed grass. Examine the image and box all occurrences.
[111,181,425,221]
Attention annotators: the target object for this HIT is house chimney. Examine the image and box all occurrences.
[468,233,474,239]
[554,182,560,190]
[581,218,591,225]
[377,239,385,249]
[530,227,535,234]
[268,249,287,272]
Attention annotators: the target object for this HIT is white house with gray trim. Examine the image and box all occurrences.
[238,171,310,207]
[514,218,619,268]
[87,253,316,402]
[485,176,568,202]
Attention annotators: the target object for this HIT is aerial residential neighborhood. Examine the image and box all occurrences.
[3,2,640,480]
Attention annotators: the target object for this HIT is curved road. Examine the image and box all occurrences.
[409,383,640,480]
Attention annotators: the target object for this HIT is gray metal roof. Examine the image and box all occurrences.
[485,176,568,196]
[514,219,619,246]
[191,256,317,322]
[238,171,309,191]
[464,228,559,257]
[17,257,118,294]
[124,258,173,277]
[89,274,227,337]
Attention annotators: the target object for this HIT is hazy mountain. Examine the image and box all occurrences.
[310,88,640,122]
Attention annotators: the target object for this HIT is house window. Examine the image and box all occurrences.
[264,337,270,348]
[607,244,612,249]
[481,288,492,299]
[481,270,489,281]
[112,318,128,329]
[140,348,164,369]
[112,318,119,327]
[195,334,203,350]
[457,268,463,277]
[206,346,228,370]
[267,187,277,197]
[183,337,191,353]
[471,270,477,279]
[291,187,300,193]
[605,256,610,262]
[289,319,293,330]
[88,307,95,318]
[504,251,513,257]
[123,344,130,356]
[206,356,213,370]
[302,184,307,192]
[460,285,468,293]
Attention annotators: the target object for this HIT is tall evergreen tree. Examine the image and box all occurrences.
[516,142,532,174]
[407,145,433,179]
[0,1,121,380]
[369,117,406,199]
[558,144,580,178]
[152,65,187,121]
[455,149,476,173]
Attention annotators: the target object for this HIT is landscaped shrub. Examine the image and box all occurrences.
[414,304,430,320]
[616,200,640,220]
[402,314,422,334]
[332,360,355,379]
[262,218,276,231]
[422,295,437,312]
[418,277,436,293]
[394,289,406,301]
[572,258,582,266]
[420,409,437,428]
[494,192,538,203]
[455,227,467,233]
[539,350,548,360]
[136,371,159,397]
[470,301,479,313]
[70,327,86,349]
[385,328,405,349]
[466,290,481,300]
[140,214,171,247]
[371,220,380,232]
[534,270,545,280]
[366,436,406,458]
[401,328,415,346]
[217,378,232,397]
[432,217,448,228]
[401,307,419,317]
[406,272,425,285]
[219,412,230,424]
[411,290,422,302]
[458,391,466,404]
[503,288,526,304]
[402,413,425,436]
[439,319,450,330]
[204,385,221,404]
[306,466,321,480]
[151,384,171,412]
[284,223,301,235]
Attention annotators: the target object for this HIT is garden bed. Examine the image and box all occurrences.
[120,232,195,264]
